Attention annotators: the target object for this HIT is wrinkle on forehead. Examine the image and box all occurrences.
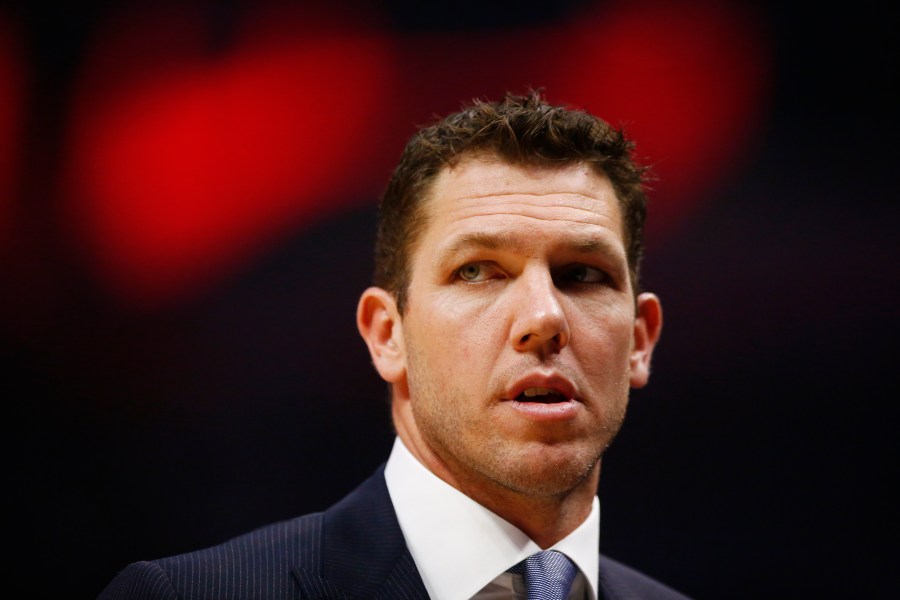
[453,190,601,200]
[421,157,627,259]
[429,159,618,222]
[436,156,606,195]
[439,201,620,228]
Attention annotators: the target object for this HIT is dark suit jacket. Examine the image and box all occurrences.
[98,466,690,599]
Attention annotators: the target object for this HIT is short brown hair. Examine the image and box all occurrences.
[374,91,649,312]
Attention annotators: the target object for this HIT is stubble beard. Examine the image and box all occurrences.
[406,351,627,500]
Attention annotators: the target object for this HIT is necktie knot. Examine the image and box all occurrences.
[509,550,578,600]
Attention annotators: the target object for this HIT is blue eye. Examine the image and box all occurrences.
[457,263,484,281]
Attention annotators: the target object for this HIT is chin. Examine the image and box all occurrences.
[488,443,603,498]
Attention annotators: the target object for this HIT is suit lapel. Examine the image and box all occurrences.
[292,465,429,599]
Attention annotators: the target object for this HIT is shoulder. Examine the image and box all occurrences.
[97,468,398,600]
[598,555,692,600]
[97,512,325,600]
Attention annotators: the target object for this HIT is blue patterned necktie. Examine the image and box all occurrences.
[508,550,579,600]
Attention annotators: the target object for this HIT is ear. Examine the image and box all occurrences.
[357,287,406,384]
[629,292,663,388]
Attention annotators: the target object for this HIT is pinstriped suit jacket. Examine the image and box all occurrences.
[98,466,691,600]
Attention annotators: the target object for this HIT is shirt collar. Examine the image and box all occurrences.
[384,437,600,600]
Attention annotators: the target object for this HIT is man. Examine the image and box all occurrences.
[99,92,686,599]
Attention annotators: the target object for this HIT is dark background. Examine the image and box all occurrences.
[2,1,897,598]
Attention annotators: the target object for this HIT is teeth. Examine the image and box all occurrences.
[523,387,559,397]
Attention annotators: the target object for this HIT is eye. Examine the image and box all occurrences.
[560,264,608,284]
[455,262,497,283]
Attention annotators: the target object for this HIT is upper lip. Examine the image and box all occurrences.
[504,372,578,402]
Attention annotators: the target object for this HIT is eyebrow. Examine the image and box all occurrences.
[436,231,624,265]
[441,231,515,256]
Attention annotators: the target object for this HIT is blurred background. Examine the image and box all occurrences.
[2,0,897,597]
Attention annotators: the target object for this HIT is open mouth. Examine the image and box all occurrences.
[516,387,567,404]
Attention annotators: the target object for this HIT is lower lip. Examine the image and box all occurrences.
[506,399,580,421]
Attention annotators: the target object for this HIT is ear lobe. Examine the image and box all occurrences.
[629,292,663,389]
[357,287,406,384]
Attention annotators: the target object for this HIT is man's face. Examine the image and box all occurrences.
[365,155,660,500]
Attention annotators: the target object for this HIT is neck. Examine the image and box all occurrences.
[394,410,599,548]
[455,465,599,548]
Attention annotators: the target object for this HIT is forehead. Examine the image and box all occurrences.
[431,155,611,200]
[419,156,624,243]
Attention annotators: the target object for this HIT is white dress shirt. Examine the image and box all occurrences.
[384,437,600,600]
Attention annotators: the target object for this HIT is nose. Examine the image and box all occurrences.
[509,269,570,354]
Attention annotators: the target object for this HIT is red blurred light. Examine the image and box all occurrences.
[550,0,771,238]
[63,1,770,309]
[0,16,24,252]
[65,11,395,307]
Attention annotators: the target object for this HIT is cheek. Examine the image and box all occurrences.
[433,292,507,351]
[574,313,634,373]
